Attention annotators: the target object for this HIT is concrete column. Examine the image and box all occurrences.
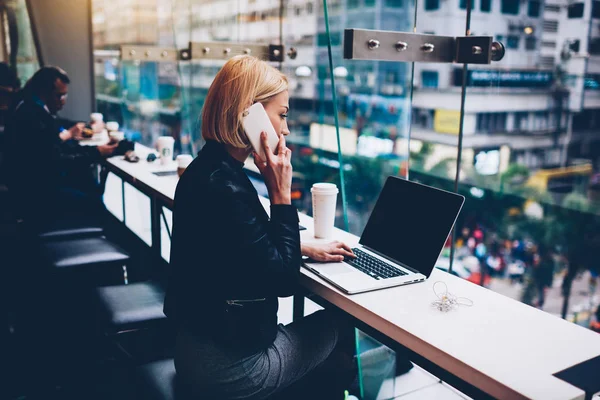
[27,0,93,121]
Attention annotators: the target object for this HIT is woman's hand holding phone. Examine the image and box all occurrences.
[253,132,292,205]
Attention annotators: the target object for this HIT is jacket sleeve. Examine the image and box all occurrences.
[53,138,102,167]
[211,176,301,297]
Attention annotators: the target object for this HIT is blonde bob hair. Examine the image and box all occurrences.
[201,55,288,148]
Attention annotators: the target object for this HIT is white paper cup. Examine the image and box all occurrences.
[176,154,193,177]
[106,121,119,132]
[311,183,338,239]
[157,136,175,165]
[109,131,125,142]
[90,112,103,123]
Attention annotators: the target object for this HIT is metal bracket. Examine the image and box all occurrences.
[97,42,296,64]
[344,29,503,64]
[189,42,285,62]
[93,49,121,62]
[120,46,180,62]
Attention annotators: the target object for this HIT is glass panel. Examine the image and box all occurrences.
[161,206,173,262]
[92,0,192,154]
[123,182,151,245]
[103,172,123,221]
[454,0,600,330]
[6,0,40,83]
[93,0,193,247]
[0,0,39,192]
[355,330,396,399]
[292,0,415,235]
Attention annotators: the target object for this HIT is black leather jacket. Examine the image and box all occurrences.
[164,140,301,356]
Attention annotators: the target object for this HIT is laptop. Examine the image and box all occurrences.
[303,176,465,294]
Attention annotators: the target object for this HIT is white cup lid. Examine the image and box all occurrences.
[106,121,119,131]
[177,154,193,167]
[311,182,338,193]
[157,136,175,143]
[90,112,103,121]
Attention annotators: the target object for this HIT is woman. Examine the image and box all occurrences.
[164,55,357,399]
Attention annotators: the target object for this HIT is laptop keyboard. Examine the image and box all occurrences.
[344,248,408,280]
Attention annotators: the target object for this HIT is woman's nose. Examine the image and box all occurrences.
[282,122,290,136]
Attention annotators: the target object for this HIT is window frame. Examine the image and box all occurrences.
[501,0,520,15]
[421,70,440,89]
[506,35,520,49]
[527,0,541,17]
[567,2,584,18]
[424,0,440,11]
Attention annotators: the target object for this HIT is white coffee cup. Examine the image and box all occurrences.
[157,136,175,165]
[109,131,125,142]
[176,154,193,177]
[106,121,119,132]
[90,113,105,133]
[311,183,338,239]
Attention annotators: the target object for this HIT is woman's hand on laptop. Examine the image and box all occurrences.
[301,241,356,262]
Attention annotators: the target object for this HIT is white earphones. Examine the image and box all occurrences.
[431,281,474,312]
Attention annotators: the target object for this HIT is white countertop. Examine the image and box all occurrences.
[105,143,600,400]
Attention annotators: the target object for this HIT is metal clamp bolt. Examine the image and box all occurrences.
[421,43,435,53]
[368,39,380,50]
[287,47,298,59]
[472,46,483,55]
[491,41,505,62]
[395,41,408,51]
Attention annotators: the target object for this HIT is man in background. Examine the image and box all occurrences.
[6,66,117,231]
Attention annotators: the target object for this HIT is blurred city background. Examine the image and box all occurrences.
[6,0,598,328]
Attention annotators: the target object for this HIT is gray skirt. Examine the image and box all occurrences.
[175,310,355,400]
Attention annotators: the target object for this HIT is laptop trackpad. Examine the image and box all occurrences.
[318,263,353,276]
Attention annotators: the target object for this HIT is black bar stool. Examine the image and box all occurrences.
[41,236,130,285]
[94,280,169,360]
[37,218,104,241]
[94,280,167,334]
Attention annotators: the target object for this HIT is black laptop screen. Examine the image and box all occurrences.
[359,177,465,276]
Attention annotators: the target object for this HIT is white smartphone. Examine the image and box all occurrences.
[241,102,279,161]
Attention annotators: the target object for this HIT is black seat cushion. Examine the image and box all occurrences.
[38,224,103,241]
[34,216,104,241]
[42,236,129,269]
[95,281,166,332]
[136,359,176,400]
